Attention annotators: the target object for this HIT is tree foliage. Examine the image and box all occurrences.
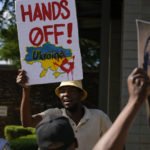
[0,25,20,68]
[80,38,100,70]
[0,0,15,28]
[0,0,20,67]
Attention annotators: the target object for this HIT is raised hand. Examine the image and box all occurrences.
[127,68,150,104]
[16,69,30,88]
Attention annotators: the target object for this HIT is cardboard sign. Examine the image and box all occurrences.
[136,19,150,126]
[15,0,83,85]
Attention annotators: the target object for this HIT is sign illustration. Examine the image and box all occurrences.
[136,19,150,126]
[15,0,83,85]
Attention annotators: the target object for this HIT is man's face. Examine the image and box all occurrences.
[59,86,83,110]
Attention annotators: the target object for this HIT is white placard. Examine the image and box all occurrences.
[15,0,83,85]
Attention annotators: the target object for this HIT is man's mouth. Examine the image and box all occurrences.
[63,96,71,101]
[64,100,71,103]
[63,99,72,105]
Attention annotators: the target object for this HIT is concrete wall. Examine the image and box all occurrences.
[121,0,150,149]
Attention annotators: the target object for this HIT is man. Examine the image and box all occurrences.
[17,70,112,150]
[36,115,78,150]
[93,68,150,150]
[34,68,149,150]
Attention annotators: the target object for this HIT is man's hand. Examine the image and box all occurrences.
[16,69,30,88]
[127,68,150,104]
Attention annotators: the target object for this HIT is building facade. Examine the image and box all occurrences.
[121,0,150,149]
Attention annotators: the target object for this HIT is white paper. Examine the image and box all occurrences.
[15,0,83,85]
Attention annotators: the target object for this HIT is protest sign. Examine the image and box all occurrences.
[15,0,83,85]
[136,19,150,126]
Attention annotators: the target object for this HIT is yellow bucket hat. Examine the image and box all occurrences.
[55,80,87,101]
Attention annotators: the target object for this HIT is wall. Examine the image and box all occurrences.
[121,0,150,149]
[108,19,122,121]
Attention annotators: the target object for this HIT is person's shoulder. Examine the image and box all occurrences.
[89,108,112,124]
[88,107,104,114]
[45,107,62,111]
[39,107,63,117]
[87,108,109,118]
[44,107,63,113]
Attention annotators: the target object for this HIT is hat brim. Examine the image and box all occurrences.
[55,85,87,101]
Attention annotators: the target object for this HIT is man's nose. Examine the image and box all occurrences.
[63,90,70,96]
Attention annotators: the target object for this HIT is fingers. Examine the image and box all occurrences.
[132,74,148,85]
[128,68,149,83]
[131,67,147,76]
[16,75,28,84]
[16,69,29,87]
[127,68,150,103]
[18,69,26,75]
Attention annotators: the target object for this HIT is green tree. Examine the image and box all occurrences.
[0,0,20,68]
[0,0,15,28]
[0,25,20,68]
[80,38,100,70]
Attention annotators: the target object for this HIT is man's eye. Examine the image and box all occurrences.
[59,89,65,92]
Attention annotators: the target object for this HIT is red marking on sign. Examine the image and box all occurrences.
[29,27,44,46]
[67,23,72,44]
[20,1,70,22]
[43,25,53,42]
[52,2,61,20]
[42,3,52,21]
[60,0,70,19]
[21,4,32,22]
[29,24,66,46]
[53,51,75,80]
[54,24,65,44]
